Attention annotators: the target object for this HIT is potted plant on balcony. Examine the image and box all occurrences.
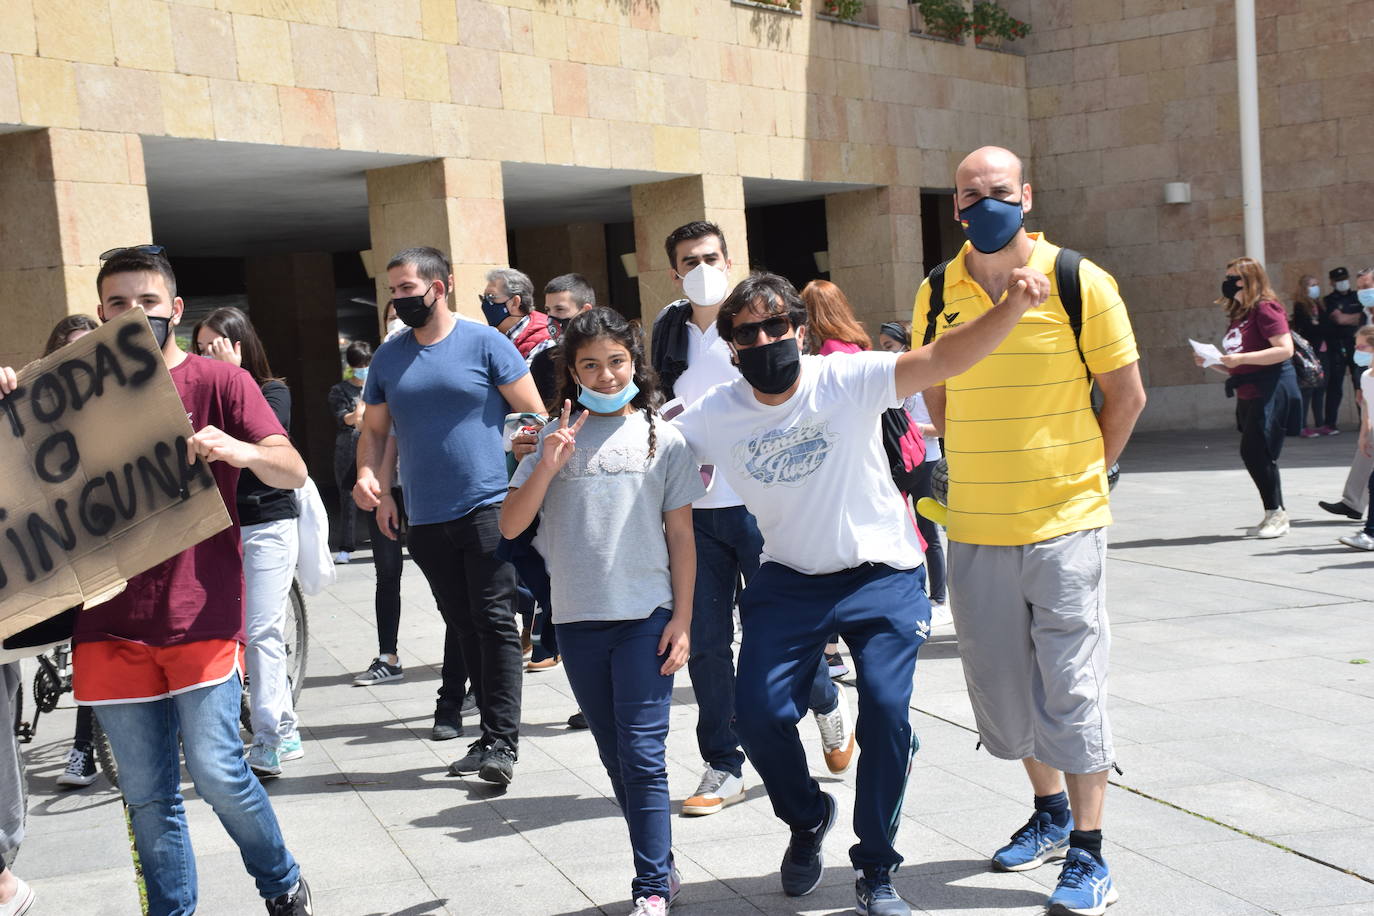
[823,0,865,22]
[971,0,1030,49]
[911,0,971,42]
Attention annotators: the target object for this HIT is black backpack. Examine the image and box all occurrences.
[1289,329,1324,389]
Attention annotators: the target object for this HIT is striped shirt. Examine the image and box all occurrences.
[911,234,1138,546]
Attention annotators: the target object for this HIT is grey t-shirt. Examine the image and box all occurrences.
[512,409,705,624]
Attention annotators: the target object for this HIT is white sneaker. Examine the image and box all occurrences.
[1255,509,1289,538]
[628,895,667,916]
[814,686,855,774]
[333,551,351,564]
[0,876,34,915]
[930,601,953,628]
[681,766,745,816]
[1339,531,1374,551]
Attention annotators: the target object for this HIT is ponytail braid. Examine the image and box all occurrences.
[646,407,658,460]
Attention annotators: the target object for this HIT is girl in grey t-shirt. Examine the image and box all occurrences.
[500,309,703,916]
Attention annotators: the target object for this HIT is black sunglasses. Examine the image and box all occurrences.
[729,316,793,347]
[99,244,166,261]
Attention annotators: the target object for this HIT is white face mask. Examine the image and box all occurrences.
[678,262,730,307]
[386,318,404,336]
[1358,288,1374,308]
[1336,280,1351,293]
[1307,285,1321,298]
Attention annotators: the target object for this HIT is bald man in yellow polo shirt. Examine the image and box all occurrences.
[913,147,1146,916]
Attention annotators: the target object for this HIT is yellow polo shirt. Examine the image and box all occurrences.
[911,234,1138,546]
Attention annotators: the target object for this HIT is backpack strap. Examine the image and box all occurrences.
[1054,247,1087,374]
[921,259,951,346]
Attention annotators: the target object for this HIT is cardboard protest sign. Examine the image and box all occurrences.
[0,310,231,640]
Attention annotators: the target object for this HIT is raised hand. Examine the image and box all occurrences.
[1002,266,1051,313]
[540,399,589,474]
[203,336,242,367]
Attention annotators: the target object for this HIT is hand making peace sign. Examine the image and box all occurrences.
[540,399,590,473]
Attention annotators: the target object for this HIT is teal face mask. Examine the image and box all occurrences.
[576,379,639,414]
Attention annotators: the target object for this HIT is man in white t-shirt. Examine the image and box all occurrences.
[651,222,853,819]
[672,271,1045,916]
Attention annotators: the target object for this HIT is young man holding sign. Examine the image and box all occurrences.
[0,246,314,916]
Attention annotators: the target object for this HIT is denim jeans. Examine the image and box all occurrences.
[242,519,300,747]
[690,506,835,778]
[95,674,299,915]
[558,608,675,901]
[407,504,522,747]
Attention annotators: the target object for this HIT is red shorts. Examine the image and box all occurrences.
[73,639,244,705]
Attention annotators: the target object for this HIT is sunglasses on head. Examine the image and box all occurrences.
[99,244,166,261]
[729,315,793,347]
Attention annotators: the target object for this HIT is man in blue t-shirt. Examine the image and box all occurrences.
[357,247,544,785]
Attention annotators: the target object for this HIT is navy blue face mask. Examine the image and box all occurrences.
[480,293,512,327]
[957,196,1025,254]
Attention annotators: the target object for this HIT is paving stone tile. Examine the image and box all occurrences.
[1147,840,1374,910]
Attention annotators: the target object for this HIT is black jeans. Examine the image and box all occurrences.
[333,448,360,552]
[907,460,947,603]
[367,489,405,658]
[407,504,522,749]
[1238,397,1284,510]
[1322,339,1353,427]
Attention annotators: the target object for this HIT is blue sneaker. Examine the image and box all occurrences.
[991,810,1071,872]
[779,791,837,896]
[1047,848,1117,916]
[856,865,911,916]
[279,734,304,762]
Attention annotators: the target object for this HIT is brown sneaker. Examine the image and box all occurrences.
[815,685,855,774]
[681,766,745,816]
[525,655,560,672]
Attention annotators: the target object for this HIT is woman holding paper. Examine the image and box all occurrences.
[1199,257,1300,538]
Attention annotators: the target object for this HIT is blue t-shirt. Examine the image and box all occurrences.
[363,322,528,525]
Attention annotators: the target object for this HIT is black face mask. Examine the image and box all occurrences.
[735,337,802,395]
[549,315,570,336]
[146,315,171,349]
[1221,275,1242,300]
[391,284,436,329]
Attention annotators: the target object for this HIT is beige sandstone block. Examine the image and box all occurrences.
[686,38,721,83]
[430,102,470,157]
[109,0,174,71]
[457,0,513,52]
[279,86,338,148]
[569,116,610,168]
[45,128,129,183]
[585,64,635,121]
[720,45,750,85]
[217,0,336,27]
[734,132,770,178]
[508,9,535,57]
[447,197,508,264]
[442,158,503,201]
[234,15,295,86]
[421,0,459,44]
[401,39,451,103]
[0,56,17,124]
[367,159,442,207]
[209,78,280,143]
[609,120,653,171]
[55,180,151,266]
[619,26,650,72]
[566,19,620,67]
[448,45,502,108]
[337,93,433,155]
[499,51,553,113]
[158,73,213,138]
[767,135,805,180]
[461,106,541,162]
[338,0,422,38]
[652,125,700,174]
[530,11,567,60]
[35,0,113,65]
[647,31,691,77]
[634,71,669,125]
[375,36,407,97]
[290,23,378,95]
[699,129,736,175]
[704,80,741,133]
[170,5,237,80]
[0,1,36,55]
[542,113,573,164]
[550,61,587,118]
[74,64,163,133]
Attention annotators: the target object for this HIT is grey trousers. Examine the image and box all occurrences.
[1340,442,1373,514]
[0,663,25,860]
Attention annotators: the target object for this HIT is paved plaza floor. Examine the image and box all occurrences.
[15,428,1374,915]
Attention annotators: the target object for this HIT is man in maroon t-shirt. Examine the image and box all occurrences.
[0,247,313,916]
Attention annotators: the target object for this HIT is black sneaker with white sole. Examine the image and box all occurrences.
[266,876,313,915]
[478,739,517,785]
[448,740,490,776]
[57,745,98,788]
[352,657,403,686]
[780,790,838,896]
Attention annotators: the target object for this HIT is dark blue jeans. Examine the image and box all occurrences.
[690,506,836,777]
[735,563,928,871]
[558,607,676,901]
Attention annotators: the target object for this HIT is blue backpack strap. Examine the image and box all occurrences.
[1055,247,1086,370]
[921,259,952,346]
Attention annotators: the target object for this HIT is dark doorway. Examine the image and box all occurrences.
[604,221,642,321]
[744,199,829,291]
[920,189,963,272]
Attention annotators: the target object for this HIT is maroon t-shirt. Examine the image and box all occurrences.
[73,355,286,647]
[1223,299,1289,400]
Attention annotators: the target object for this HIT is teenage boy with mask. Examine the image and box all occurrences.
[528,273,597,406]
[650,222,855,821]
[671,269,1045,916]
[0,246,313,915]
[355,247,545,784]
[915,146,1146,916]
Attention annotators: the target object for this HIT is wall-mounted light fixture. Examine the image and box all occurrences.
[1163,182,1192,205]
[814,250,830,273]
[620,252,639,279]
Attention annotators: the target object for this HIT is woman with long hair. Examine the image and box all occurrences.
[1289,273,1327,436]
[800,279,871,354]
[193,307,304,775]
[1201,257,1301,538]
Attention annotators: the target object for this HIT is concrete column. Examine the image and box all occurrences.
[0,128,151,368]
[512,221,609,306]
[824,186,923,331]
[245,253,339,486]
[365,159,507,322]
[630,175,750,333]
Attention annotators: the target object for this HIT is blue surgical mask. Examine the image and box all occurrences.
[957,196,1025,254]
[577,379,639,414]
[1357,288,1374,308]
[353,367,369,383]
[1355,350,1373,368]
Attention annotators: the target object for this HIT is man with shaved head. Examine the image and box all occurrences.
[913,146,1146,916]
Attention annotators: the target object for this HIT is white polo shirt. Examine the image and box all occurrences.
[671,316,744,509]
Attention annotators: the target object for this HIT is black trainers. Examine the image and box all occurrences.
[1319,499,1363,520]
[567,710,588,729]
[780,790,837,896]
[57,745,98,788]
[478,739,517,785]
[352,656,403,686]
[856,865,910,916]
[448,739,490,776]
[266,876,313,915]
[431,706,463,742]
[460,687,478,717]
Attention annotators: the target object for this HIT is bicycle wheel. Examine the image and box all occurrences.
[92,718,119,790]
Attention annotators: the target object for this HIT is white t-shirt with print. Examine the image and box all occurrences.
[673,351,923,576]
